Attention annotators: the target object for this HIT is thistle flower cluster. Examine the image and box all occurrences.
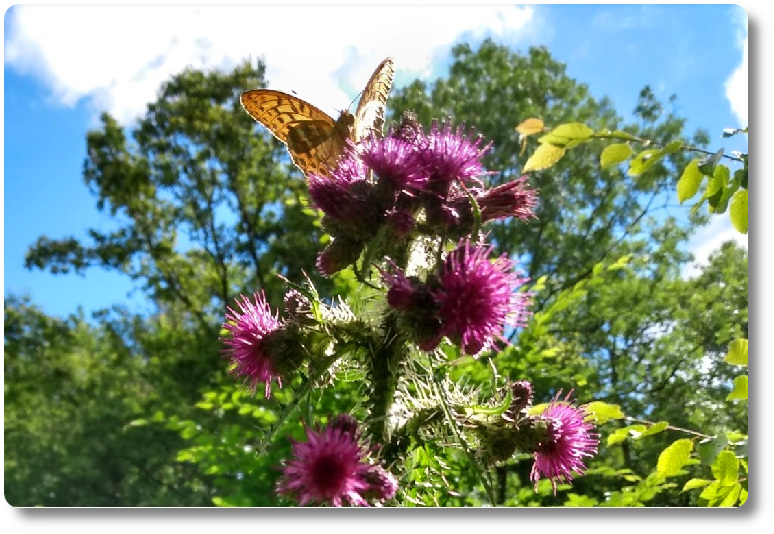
[219,110,599,506]
[276,414,397,507]
[310,114,537,277]
[311,113,536,357]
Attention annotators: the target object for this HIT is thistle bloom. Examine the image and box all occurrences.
[360,135,427,190]
[276,416,395,507]
[434,239,530,355]
[417,121,491,187]
[468,176,538,223]
[530,391,599,494]
[221,292,284,398]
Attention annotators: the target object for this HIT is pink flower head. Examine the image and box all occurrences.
[329,148,368,185]
[474,176,538,223]
[221,292,284,398]
[435,239,530,355]
[308,173,374,226]
[417,121,491,187]
[530,390,599,494]
[276,417,397,507]
[360,135,428,191]
[361,465,399,502]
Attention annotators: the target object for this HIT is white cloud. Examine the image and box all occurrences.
[724,7,748,127]
[682,215,748,279]
[4,4,534,124]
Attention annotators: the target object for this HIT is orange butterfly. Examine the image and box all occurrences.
[241,57,395,178]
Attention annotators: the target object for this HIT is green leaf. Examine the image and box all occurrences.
[677,160,703,203]
[607,428,628,446]
[726,375,748,401]
[663,140,683,154]
[523,143,566,172]
[610,129,639,141]
[608,254,633,271]
[628,149,664,176]
[657,438,694,478]
[718,483,742,507]
[564,493,598,507]
[697,434,729,466]
[636,421,669,439]
[724,338,748,367]
[682,478,713,492]
[706,164,729,198]
[583,401,624,424]
[607,424,652,446]
[729,189,748,233]
[538,123,594,147]
[711,451,739,485]
[698,148,724,175]
[699,480,721,503]
[600,143,633,169]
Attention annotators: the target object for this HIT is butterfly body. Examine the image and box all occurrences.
[241,57,395,177]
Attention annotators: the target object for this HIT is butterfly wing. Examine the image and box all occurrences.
[354,57,395,141]
[240,89,349,177]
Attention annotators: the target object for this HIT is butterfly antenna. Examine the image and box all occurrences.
[348,90,363,111]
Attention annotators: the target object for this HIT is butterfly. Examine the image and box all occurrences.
[240,57,395,178]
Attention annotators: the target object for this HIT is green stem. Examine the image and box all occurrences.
[431,370,497,506]
[624,417,713,440]
[367,315,403,445]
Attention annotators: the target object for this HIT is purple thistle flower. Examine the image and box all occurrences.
[530,390,600,494]
[434,239,530,356]
[466,176,538,223]
[221,292,284,398]
[381,262,445,349]
[360,135,428,190]
[382,266,418,312]
[276,418,397,507]
[308,173,375,227]
[361,465,399,502]
[330,148,368,185]
[417,121,491,187]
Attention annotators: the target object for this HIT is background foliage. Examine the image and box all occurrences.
[5,40,747,507]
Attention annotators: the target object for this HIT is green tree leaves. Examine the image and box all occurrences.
[656,439,694,478]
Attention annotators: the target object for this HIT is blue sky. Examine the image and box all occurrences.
[3,3,750,319]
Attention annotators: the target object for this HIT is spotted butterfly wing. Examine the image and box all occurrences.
[240,57,394,177]
[354,57,395,142]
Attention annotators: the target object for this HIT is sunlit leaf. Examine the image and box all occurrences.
[538,123,594,147]
[657,439,693,478]
[523,143,566,172]
[628,149,663,176]
[726,375,748,401]
[682,478,712,492]
[516,117,545,136]
[724,338,748,367]
[583,401,624,424]
[600,143,633,169]
[711,451,739,486]
[677,159,703,203]
[729,189,748,233]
